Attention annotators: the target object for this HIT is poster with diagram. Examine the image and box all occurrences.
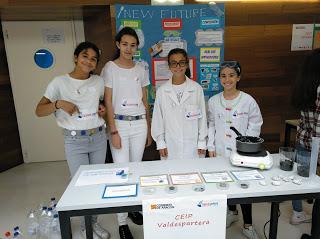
[115,4,225,102]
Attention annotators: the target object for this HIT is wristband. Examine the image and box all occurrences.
[54,100,59,110]
[110,130,118,135]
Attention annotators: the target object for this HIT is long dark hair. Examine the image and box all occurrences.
[113,27,140,60]
[167,48,191,78]
[74,41,100,63]
[291,48,320,111]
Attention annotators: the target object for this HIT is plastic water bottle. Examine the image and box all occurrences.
[49,214,61,239]
[49,198,56,209]
[12,232,23,239]
[27,210,39,238]
[13,227,22,236]
[52,204,58,215]
[39,206,50,238]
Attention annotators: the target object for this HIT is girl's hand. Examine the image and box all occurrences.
[159,148,168,158]
[198,149,206,157]
[111,133,121,149]
[145,132,153,147]
[57,100,79,115]
[208,151,216,158]
[98,104,106,117]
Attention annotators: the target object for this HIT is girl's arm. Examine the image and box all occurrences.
[35,97,57,117]
[142,86,153,147]
[246,99,263,137]
[151,89,167,151]
[35,97,79,117]
[198,88,208,152]
[105,87,121,149]
[207,97,216,156]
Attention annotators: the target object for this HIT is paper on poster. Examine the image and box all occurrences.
[291,24,314,51]
[195,30,223,45]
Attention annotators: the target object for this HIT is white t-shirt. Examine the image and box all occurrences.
[44,74,105,130]
[172,81,186,103]
[101,61,150,116]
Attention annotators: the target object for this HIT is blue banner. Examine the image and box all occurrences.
[115,3,225,103]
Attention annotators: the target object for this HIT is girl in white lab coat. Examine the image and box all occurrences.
[207,61,263,239]
[151,48,207,160]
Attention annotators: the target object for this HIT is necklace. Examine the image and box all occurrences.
[68,74,91,95]
[219,92,242,126]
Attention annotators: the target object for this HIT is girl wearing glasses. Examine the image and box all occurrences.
[151,48,207,160]
[101,26,151,239]
[207,61,263,239]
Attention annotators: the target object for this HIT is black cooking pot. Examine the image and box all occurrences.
[230,126,264,153]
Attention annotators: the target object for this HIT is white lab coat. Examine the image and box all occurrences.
[207,91,263,158]
[151,77,207,160]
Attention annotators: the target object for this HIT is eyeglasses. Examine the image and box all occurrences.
[169,60,188,68]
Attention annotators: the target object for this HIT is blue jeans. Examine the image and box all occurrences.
[64,130,107,228]
[64,130,107,177]
[292,144,311,212]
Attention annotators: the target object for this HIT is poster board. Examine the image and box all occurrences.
[115,4,225,103]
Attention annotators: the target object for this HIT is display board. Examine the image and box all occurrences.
[115,4,225,103]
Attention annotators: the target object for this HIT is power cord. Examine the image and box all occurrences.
[263,207,281,239]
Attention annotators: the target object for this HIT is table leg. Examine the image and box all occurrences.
[59,211,72,239]
[311,199,320,239]
[269,202,279,239]
[85,215,93,239]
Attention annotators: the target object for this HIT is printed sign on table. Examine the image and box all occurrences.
[143,195,227,239]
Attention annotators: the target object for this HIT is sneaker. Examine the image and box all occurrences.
[242,226,260,239]
[119,225,134,239]
[128,212,143,225]
[301,234,311,239]
[290,211,312,225]
[93,223,110,239]
[226,209,239,228]
[80,228,101,239]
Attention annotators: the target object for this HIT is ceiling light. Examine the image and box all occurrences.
[151,0,184,5]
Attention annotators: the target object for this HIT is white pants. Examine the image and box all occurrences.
[111,119,147,225]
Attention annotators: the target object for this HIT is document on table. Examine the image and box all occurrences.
[201,171,234,183]
[230,170,264,181]
[103,184,137,198]
[75,168,129,186]
[140,174,169,187]
[170,173,203,185]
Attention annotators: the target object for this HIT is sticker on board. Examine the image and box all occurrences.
[34,49,54,69]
